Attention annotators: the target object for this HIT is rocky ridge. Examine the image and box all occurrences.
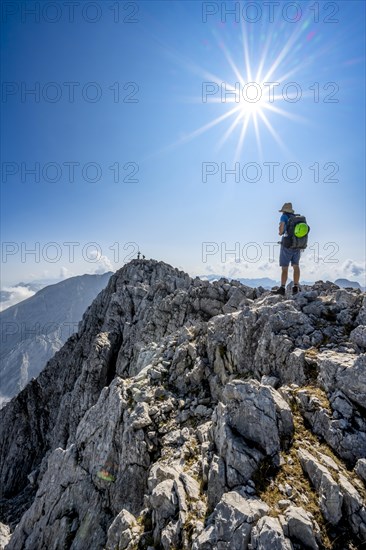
[0,259,365,549]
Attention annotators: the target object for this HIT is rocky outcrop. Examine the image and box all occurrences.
[192,491,269,549]
[0,260,365,549]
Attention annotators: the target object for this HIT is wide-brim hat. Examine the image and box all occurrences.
[279,202,294,213]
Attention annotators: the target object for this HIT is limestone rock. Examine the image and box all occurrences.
[0,260,365,549]
[222,380,294,465]
[355,458,366,484]
[212,402,264,492]
[350,325,366,349]
[251,516,293,549]
[297,449,343,525]
[338,474,366,539]
[192,491,269,549]
[296,387,366,463]
[105,509,140,550]
[318,351,366,410]
[282,506,319,549]
[0,523,11,550]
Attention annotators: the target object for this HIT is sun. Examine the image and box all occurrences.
[158,17,314,163]
[241,100,264,116]
[232,81,271,119]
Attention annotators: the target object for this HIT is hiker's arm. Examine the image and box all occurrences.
[279,222,285,235]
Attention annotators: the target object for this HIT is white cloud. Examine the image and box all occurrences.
[342,259,365,279]
[198,251,365,287]
[60,267,74,279]
[298,255,366,285]
[86,250,114,274]
[0,285,36,312]
[200,257,276,280]
[0,394,11,410]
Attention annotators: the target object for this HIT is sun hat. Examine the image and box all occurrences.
[279,202,294,213]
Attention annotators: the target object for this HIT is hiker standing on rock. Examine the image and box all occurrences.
[272,202,310,296]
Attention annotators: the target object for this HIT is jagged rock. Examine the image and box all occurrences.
[147,462,182,492]
[261,375,280,388]
[221,380,294,466]
[180,472,200,501]
[149,479,178,543]
[330,390,354,420]
[251,516,293,549]
[212,402,264,491]
[335,289,359,309]
[196,421,211,443]
[317,351,366,410]
[161,519,180,550]
[6,444,108,549]
[296,388,366,463]
[314,451,339,472]
[105,509,140,550]
[145,458,204,547]
[350,325,366,349]
[192,491,269,549]
[129,402,152,429]
[0,523,11,550]
[355,458,366,484]
[278,500,292,511]
[356,297,366,324]
[0,260,365,549]
[207,454,227,512]
[222,286,254,313]
[297,449,343,525]
[282,506,319,549]
[338,474,366,540]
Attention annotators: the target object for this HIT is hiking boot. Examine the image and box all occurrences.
[272,286,285,296]
[292,285,299,295]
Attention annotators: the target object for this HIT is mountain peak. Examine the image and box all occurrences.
[115,258,191,286]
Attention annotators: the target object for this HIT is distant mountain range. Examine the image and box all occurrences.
[334,278,363,290]
[0,272,112,406]
[200,274,364,291]
[199,275,278,289]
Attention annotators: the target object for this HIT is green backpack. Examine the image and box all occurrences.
[283,214,310,249]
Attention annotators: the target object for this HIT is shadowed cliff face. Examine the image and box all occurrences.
[0,271,113,405]
[0,260,365,550]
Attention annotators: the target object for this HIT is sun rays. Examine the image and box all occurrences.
[194,22,313,161]
[142,11,327,164]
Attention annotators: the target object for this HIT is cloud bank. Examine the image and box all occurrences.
[0,286,36,312]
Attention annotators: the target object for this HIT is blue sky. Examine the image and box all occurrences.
[1,0,365,287]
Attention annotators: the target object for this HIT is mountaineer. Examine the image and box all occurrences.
[272,202,310,296]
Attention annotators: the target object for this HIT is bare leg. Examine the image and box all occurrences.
[281,267,289,286]
[293,265,300,285]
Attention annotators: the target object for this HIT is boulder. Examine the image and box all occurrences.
[355,458,366,484]
[297,449,343,525]
[222,380,294,465]
[105,509,140,550]
[192,491,269,549]
[282,506,319,549]
[251,516,293,549]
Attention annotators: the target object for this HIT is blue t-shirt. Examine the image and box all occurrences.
[280,213,289,235]
[280,213,291,237]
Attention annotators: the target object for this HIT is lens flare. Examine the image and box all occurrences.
[149,13,331,163]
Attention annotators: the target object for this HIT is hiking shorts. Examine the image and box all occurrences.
[280,245,301,267]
